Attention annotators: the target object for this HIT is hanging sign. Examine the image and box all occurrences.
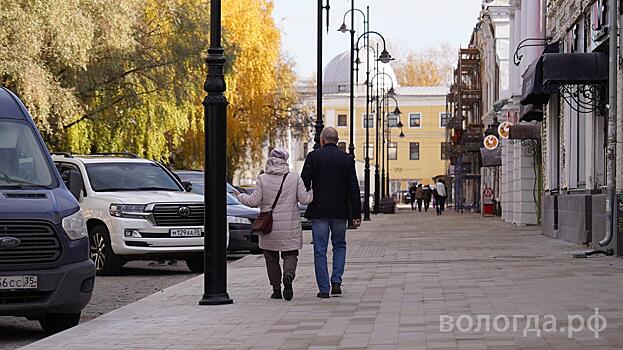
[498,121,513,139]
[483,135,499,150]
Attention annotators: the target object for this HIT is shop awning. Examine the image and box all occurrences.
[519,104,544,122]
[542,52,608,85]
[520,43,559,106]
[480,147,501,167]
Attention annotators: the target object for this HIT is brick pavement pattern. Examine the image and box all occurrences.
[22,210,623,349]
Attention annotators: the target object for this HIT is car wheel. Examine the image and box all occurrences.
[89,224,123,276]
[39,312,81,333]
[185,257,204,273]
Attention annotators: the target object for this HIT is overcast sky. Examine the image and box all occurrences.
[272,0,484,78]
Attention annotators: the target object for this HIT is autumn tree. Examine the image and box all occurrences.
[392,44,455,86]
[0,0,302,178]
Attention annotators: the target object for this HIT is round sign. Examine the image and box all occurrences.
[483,134,499,150]
[483,188,494,198]
[498,121,513,139]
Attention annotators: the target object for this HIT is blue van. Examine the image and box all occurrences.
[0,87,95,332]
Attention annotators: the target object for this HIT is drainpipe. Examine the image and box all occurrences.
[599,0,618,247]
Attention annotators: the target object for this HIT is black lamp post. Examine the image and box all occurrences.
[199,0,233,306]
[369,70,395,199]
[380,95,401,197]
[314,0,330,149]
[338,3,367,157]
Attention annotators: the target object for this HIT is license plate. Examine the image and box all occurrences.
[0,276,38,290]
[170,228,202,237]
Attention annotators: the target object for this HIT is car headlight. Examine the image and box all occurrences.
[109,204,148,218]
[62,210,88,240]
[227,216,251,225]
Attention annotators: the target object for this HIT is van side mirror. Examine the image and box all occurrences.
[62,171,84,200]
[181,181,193,192]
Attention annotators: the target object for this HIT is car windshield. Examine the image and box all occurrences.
[0,120,56,189]
[86,162,182,192]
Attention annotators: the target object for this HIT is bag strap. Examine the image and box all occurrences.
[270,173,289,210]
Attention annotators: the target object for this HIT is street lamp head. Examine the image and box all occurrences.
[355,57,362,65]
[387,87,396,97]
[397,120,404,128]
[399,130,405,138]
[338,23,349,33]
[378,49,393,63]
[393,106,402,116]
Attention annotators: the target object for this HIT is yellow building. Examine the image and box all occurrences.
[321,52,449,194]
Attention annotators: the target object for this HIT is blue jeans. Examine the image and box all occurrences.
[311,218,347,294]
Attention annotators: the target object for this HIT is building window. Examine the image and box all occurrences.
[362,114,375,128]
[387,113,399,127]
[441,142,450,160]
[409,113,422,128]
[440,112,451,128]
[338,85,347,93]
[410,142,420,160]
[363,143,374,159]
[388,142,397,160]
[338,142,347,152]
[390,181,402,195]
[337,114,347,127]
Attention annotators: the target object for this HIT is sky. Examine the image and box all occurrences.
[272,0,484,78]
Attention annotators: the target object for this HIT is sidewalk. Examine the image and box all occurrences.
[23,210,623,350]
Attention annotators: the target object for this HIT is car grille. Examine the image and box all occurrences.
[0,222,62,265]
[152,204,204,227]
[0,290,50,305]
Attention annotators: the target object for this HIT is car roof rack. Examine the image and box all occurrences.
[50,152,74,158]
[84,152,139,158]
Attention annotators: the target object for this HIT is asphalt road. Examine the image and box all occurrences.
[0,257,244,350]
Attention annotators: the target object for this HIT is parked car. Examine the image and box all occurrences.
[392,190,411,204]
[52,154,210,275]
[175,171,261,252]
[0,87,95,333]
[298,204,312,230]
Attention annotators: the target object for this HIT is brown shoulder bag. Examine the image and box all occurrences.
[251,173,288,235]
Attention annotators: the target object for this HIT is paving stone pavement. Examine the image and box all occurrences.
[21,210,623,350]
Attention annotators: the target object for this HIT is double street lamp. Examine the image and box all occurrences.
[379,94,402,198]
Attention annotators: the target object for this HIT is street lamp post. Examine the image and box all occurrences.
[379,95,402,198]
[314,0,330,149]
[199,0,233,306]
[338,4,367,157]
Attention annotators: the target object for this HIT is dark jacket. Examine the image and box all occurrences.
[301,143,361,220]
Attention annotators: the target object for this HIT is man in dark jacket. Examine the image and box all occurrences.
[302,127,361,298]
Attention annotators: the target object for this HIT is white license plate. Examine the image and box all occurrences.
[0,276,38,290]
[170,228,202,237]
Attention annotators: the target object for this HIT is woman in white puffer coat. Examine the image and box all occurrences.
[237,148,313,301]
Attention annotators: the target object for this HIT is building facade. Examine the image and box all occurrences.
[321,52,449,194]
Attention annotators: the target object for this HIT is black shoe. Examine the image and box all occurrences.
[331,283,342,295]
[283,273,294,301]
[316,292,330,298]
[271,289,282,299]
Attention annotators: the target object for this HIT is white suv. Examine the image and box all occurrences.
[52,153,209,275]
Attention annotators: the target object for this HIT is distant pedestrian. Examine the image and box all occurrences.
[237,148,313,301]
[434,179,447,215]
[408,183,417,211]
[422,185,432,211]
[302,127,361,299]
[414,184,424,212]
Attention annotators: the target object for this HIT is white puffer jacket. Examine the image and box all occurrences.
[238,157,313,251]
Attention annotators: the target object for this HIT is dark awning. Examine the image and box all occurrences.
[480,147,501,167]
[520,43,559,106]
[542,52,608,85]
[519,104,544,122]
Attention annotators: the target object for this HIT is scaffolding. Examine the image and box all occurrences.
[446,48,484,212]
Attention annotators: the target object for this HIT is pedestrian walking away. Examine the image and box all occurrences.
[408,183,417,211]
[302,127,361,299]
[422,184,432,211]
[434,179,447,215]
[414,184,424,212]
[237,148,313,301]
